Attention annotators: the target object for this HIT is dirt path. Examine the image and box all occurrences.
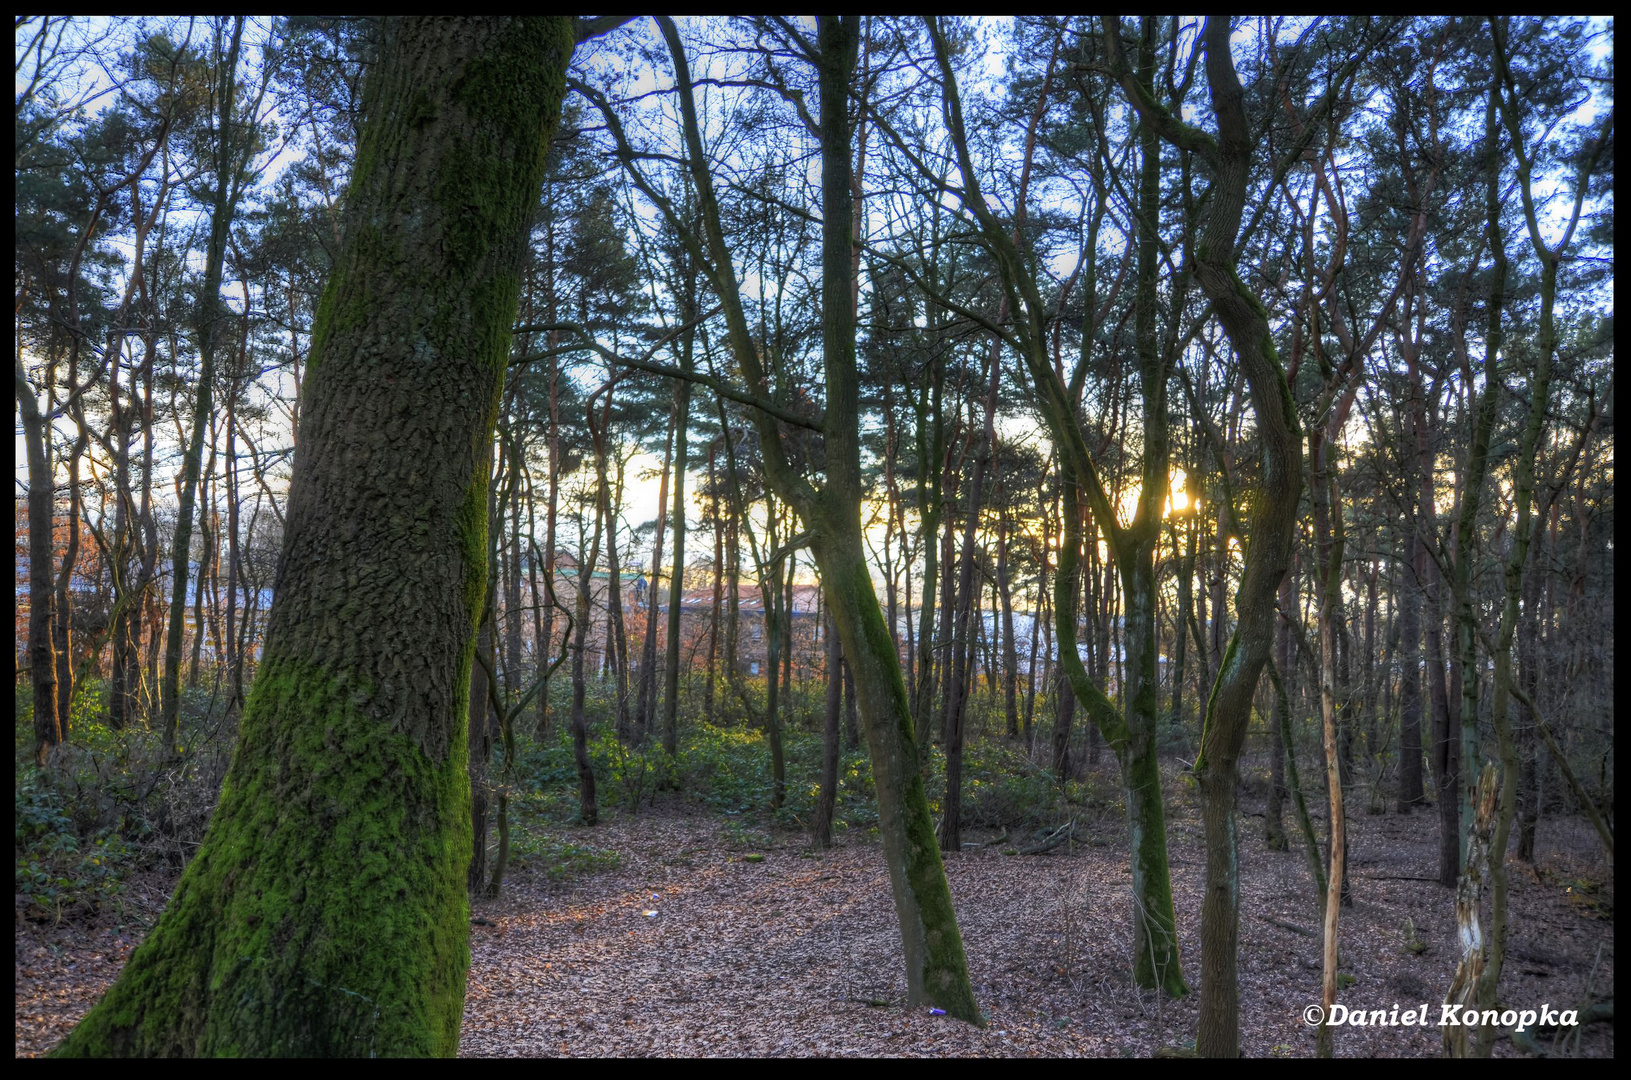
[17,793,1614,1057]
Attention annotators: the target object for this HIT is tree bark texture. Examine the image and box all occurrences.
[18,359,60,763]
[54,17,574,1056]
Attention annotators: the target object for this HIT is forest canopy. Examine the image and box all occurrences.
[15,15,1613,1058]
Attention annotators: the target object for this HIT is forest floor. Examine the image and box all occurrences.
[15,765,1614,1057]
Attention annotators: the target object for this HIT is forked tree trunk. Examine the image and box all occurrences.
[652,15,981,1021]
[1109,16,1309,1055]
[589,15,982,1024]
[54,17,575,1056]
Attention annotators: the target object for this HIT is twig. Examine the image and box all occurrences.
[1254,913,1319,938]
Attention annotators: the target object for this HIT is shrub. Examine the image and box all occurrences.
[15,765,136,919]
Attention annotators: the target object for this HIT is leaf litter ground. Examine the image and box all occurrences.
[16,777,1613,1057]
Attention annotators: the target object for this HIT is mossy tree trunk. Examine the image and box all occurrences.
[929,16,1188,998]
[1107,15,1337,1055]
[627,15,982,1022]
[54,16,575,1057]
[468,613,496,892]
[1471,26,1610,1053]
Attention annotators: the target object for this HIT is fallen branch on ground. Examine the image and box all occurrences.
[1020,819,1076,855]
[1254,913,1319,937]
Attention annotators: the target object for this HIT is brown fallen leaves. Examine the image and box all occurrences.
[15,785,1615,1057]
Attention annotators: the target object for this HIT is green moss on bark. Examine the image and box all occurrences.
[1124,746,1188,997]
[819,543,982,1026]
[55,660,472,1057]
[53,17,577,1057]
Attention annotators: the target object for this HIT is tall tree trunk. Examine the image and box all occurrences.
[161,18,245,746]
[1109,16,1308,1054]
[815,609,842,848]
[705,439,722,721]
[780,550,795,704]
[1024,466,1055,745]
[1051,488,1079,782]
[636,15,981,1023]
[1515,540,1543,861]
[537,258,562,739]
[17,358,60,763]
[912,346,944,742]
[724,485,740,682]
[1170,509,1196,742]
[1265,572,1292,850]
[843,654,859,750]
[997,501,1020,740]
[54,428,88,729]
[636,409,673,738]
[600,441,633,739]
[1427,552,1459,886]
[188,440,218,689]
[663,380,691,755]
[54,16,575,1056]
[109,320,143,729]
[940,332,1001,853]
[763,543,788,810]
[1397,532,1427,810]
[503,426,524,706]
[1315,473,1347,1058]
[225,341,246,709]
[1469,33,1605,1049]
[935,465,959,744]
[571,490,604,827]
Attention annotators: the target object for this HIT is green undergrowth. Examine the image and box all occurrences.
[15,679,236,922]
[506,676,1098,842]
[504,791,622,883]
[19,668,1180,920]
